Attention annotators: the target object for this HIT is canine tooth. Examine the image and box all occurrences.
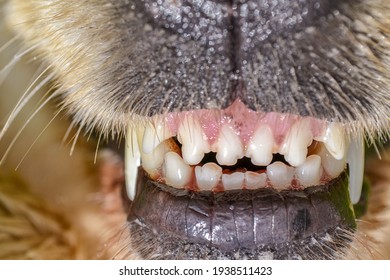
[347,135,365,204]
[245,125,274,166]
[317,143,346,178]
[195,163,222,191]
[162,152,192,189]
[177,116,210,165]
[317,123,346,160]
[245,172,267,189]
[267,161,294,190]
[222,172,245,190]
[142,120,173,154]
[214,125,244,165]
[125,128,141,201]
[281,119,313,167]
[296,155,322,187]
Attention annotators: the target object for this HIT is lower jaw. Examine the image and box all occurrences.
[125,170,356,260]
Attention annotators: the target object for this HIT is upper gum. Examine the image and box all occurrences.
[141,98,330,147]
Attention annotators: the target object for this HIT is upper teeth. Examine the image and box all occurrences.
[125,128,141,201]
[280,119,313,167]
[212,124,244,165]
[347,134,365,204]
[315,123,346,160]
[245,125,274,166]
[125,103,364,205]
[178,116,210,165]
[142,117,173,154]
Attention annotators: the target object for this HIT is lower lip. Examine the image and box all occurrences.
[127,170,355,258]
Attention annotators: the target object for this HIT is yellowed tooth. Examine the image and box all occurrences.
[315,122,346,160]
[213,124,244,166]
[177,116,210,165]
[280,119,313,167]
[162,152,192,189]
[245,125,274,166]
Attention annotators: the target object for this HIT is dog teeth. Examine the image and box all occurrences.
[295,155,323,187]
[124,128,141,201]
[195,163,222,191]
[280,119,313,167]
[140,140,169,177]
[315,123,346,160]
[142,119,173,154]
[178,116,210,165]
[267,161,294,190]
[245,172,267,190]
[128,111,354,194]
[317,143,346,178]
[245,125,274,166]
[222,172,245,190]
[347,134,365,204]
[213,124,244,166]
[162,152,192,189]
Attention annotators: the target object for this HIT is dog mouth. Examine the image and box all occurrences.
[123,98,364,259]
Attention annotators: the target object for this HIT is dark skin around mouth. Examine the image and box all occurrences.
[124,169,356,259]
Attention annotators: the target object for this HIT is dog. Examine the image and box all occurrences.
[0,0,389,259]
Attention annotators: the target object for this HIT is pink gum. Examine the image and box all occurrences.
[164,99,328,147]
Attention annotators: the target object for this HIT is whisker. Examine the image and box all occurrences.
[372,141,382,160]
[94,133,103,164]
[0,67,53,141]
[0,34,19,54]
[0,92,55,165]
[61,120,76,146]
[70,125,83,156]
[0,43,40,84]
[15,109,62,170]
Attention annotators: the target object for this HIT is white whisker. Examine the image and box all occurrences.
[15,109,62,170]
[0,92,55,165]
[61,120,76,146]
[0,68,53,141]
[0,35,19,54]
[0,43,40,84]
[70,125,83,156]
[94,133,103,164]
[372,141,382,160]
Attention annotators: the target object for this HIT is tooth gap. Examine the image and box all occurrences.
[172,136,182,148]
[270,153,290,166]
[198,152,292,172]
[308,140,321,155]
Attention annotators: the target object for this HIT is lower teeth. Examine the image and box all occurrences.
[136,139,347,193]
